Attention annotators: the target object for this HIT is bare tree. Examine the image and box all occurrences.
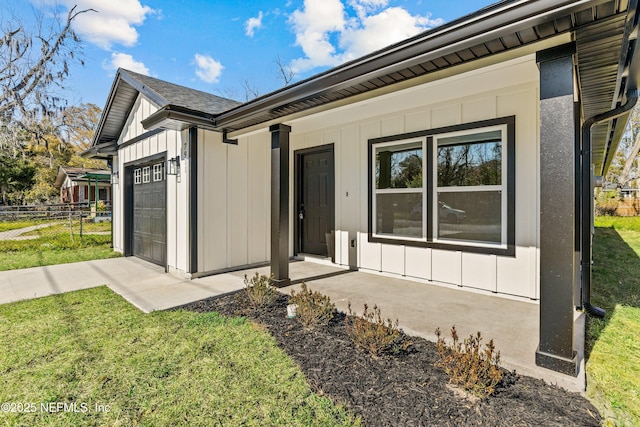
[275,54,295,87]
[0,5,94,125]
[242,79,261,101]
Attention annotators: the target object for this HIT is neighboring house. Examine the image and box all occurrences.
[54,166,112,206]
[84,0,640,379]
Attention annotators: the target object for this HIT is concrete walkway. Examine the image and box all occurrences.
[0,257,245,313]
[0,257,585,392]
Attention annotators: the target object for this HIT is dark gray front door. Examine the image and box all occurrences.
[132,162,166,266]
[297,146,334,256]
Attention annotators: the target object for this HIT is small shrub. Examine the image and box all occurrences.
[345,302,408,357]
[289,283,335,328]
[434,326,502,398]
[242,272,278,310]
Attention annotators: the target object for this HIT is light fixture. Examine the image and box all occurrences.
[167,156,180,175]
[111,170,119,184]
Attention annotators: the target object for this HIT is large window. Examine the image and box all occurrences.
[369,117,515,255]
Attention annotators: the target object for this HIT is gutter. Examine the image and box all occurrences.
[581,88,639,318]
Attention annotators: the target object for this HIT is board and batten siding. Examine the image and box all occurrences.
[196,130,271,273]
[287,55,540,299]
[111,94,190,274]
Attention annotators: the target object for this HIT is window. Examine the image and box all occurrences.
[153,163,164,181]
[369,116,514,255]
[373,139,425,239]
[134,168,141,185]
[435,127,506,246]
[142,166,151,183]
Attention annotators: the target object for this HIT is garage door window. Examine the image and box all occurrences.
[142,166,151,183]
[153,163,164,181]
[134,168,141,185]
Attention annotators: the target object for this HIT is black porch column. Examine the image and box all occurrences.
[535,43,579,376]
[270,124,292,287]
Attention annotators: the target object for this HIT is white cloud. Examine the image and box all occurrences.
[194,54,224,84]
[289,0,346,72]
[104,52,150,75]
[245,11,263,37]
[288,0,444,73]
[340,7,443,60]
[41,0,156,50]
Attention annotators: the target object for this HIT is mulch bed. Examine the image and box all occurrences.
[175,291,601,426]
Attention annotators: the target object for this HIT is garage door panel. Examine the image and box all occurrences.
[131,160,166,266]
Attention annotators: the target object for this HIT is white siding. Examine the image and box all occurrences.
[281,55,540,299]
[197,130,270,273]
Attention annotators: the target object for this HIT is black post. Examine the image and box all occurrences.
[189,127,198,274]
[270,124,292,287]
[535,43,579,376]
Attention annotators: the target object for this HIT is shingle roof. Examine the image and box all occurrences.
[90,69,241,151]
[120,70,241,115]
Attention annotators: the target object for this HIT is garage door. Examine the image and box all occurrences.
[132,162,166,266]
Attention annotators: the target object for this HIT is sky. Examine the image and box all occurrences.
[7,0,498,110]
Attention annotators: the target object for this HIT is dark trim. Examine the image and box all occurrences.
[189,127,198,274]
[222,129,238,145]
[369,116,515,145]
[270,124,292,286]
[536,51,578,376]
[535,42,576,65]
[142,105,217,132]
[118,128,164,150]
[294,143,335,258]
[123,164,134,257]
[123,151,168,269]
[426,136,434,240]
[122,151,167,169]
[367,116,516,257]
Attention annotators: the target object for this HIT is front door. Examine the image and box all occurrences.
[296,145,335,257]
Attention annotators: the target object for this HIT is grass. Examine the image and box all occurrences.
[588,216,640,426]
[0,245,121,271]
[0,287,359,426]
[0,216,117,271]
[0,220,48,232]
[21,220,112,236]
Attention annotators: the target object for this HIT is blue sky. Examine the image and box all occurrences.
[10,0,497,109]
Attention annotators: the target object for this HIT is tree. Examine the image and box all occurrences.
[0,4,94,126]
[275,54,295,87]
[607,106,640,188]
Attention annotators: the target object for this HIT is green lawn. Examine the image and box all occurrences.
[0,287,358,426]
[0,245,121,271]
[589,216,640,426]
[0,220,49,232]
[0,222,118,270]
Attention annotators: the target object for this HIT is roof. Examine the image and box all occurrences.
[54,166,111,188]
[89,69,241,150]
[90,0,640,174]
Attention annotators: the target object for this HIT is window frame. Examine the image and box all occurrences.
[134,168,142,185]
[368,116,515,257]
[433,124,508,249]
[372,137,427,242]
[142,166,151,183]
[153,163,164,182]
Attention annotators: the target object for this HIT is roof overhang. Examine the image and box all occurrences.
[141,105,218,132]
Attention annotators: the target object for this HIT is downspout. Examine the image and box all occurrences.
[581,88,639,318]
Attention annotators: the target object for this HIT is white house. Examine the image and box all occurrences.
[84,0,640,377]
